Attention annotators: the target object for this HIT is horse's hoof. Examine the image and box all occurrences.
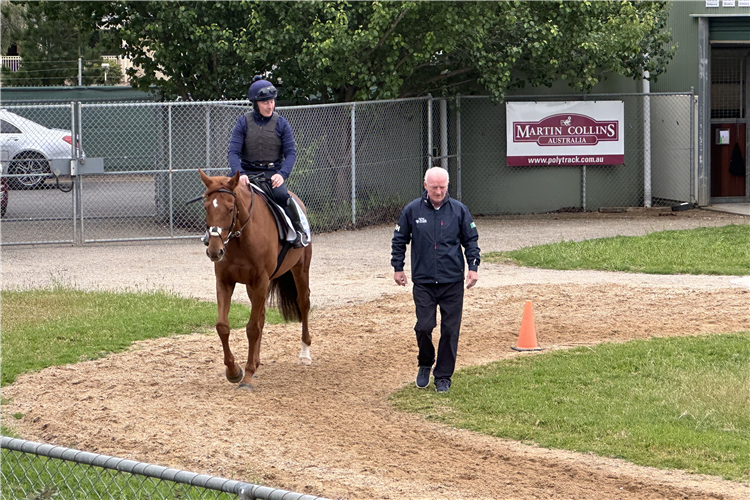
[298,356,312,366]
[237,382,254,391]
[226,368,244,384]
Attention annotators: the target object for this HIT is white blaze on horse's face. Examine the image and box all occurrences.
[213,198,219,209]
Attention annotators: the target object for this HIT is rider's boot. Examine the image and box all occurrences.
[284,199,309,249]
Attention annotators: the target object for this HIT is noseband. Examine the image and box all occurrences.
[196,187,254,246]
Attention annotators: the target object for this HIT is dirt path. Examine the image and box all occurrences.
[2,210,749,499]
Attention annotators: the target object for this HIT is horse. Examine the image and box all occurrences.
[197,169,312,389]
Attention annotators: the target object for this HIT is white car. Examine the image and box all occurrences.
[0,109,83,189]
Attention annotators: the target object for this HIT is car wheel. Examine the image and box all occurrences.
[8,152,50,190]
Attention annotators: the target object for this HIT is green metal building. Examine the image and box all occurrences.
[654,1,750,206]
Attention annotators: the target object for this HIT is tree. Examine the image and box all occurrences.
[0,0,26,56]
[80,1,675,102]
[1,1,122,87]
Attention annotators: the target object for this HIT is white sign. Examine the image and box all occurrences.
[723,0,736,7]
[506,101,625,166]
[717,129,731,145]
[706,0,720,7]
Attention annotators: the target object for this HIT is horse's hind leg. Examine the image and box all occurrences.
[216,280,243,383]
[292,253,312,365]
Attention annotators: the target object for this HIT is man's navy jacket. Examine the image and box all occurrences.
[391,191,480,285]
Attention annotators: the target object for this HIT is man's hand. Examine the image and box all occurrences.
[466,270,478,289]
[271,173,284,188]
[394,271,408,286]
[239,174,250,186]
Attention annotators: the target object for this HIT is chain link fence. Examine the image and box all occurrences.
[2,437,331,500]
[1,93,695,246]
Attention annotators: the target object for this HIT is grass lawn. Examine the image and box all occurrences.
[483,224,750,275]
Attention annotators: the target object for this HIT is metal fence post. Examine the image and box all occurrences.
[440,98,448,170]
[690,86,696,204]
[643,73,652,208]
[168,103,174,237]
[456,94,462,201]
[427,94,433,171]
[582,165,587,211]
[206,105,211,169]
[76,101,86,245]
[70,101,79,244]
[351,103,356,227]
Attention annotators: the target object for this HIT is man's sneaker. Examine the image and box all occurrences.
[435,378,451,393]
[416,366,431,388]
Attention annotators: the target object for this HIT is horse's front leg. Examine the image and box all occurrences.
[239,281,268,389]
[216,280,243,383]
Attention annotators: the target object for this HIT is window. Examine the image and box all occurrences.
[0,120,22,134]
[711,49,747,120]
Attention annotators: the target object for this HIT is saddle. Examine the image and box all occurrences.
[247,178,307,246]
[248,179,289,241]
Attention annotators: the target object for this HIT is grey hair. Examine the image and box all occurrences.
[424,167,449,184]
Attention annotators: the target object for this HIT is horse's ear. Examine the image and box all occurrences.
[199,168,211,188]
[227,171,241,190]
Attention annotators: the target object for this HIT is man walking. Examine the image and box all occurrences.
[391,167,480,393]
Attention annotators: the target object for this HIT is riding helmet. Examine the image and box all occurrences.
[247,75,277,102]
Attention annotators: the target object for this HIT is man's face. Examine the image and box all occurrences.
[257,99,275,117]
[424,171,448,206]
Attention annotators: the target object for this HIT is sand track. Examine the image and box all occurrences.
[2,210,749,499]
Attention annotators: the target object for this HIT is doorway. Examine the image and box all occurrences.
[710,48,749,201]
[710,123,746,197]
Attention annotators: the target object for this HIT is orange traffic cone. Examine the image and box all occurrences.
[512,300,544,351]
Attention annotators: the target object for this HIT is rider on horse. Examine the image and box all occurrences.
[228,75,309,248]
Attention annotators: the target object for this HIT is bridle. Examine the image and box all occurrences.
[189,186,255,246]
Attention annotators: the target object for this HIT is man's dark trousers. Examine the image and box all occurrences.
[412,281,464,381]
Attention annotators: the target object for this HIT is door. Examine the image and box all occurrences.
[710,123,746,197]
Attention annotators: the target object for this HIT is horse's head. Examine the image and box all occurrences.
[199,169,242,262]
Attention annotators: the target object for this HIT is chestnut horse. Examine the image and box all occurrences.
[198,169,312,389]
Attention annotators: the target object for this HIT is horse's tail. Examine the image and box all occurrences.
[268,271,301,322]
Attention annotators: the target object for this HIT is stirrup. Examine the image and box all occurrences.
[292,231,309,248]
